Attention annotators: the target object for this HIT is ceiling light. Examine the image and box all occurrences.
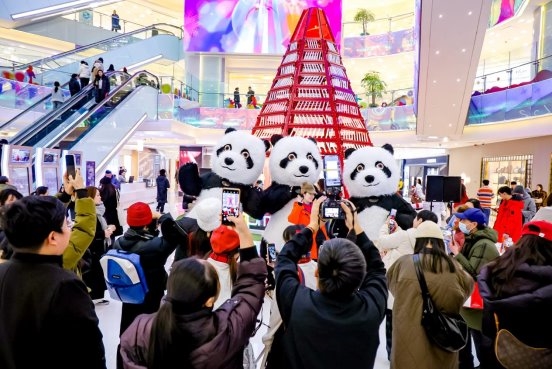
[438,14,443,18]
[127,54,163,69]
[448,124,452,127]
[461,48,466,52]
[435,50,440,55]
[456,78,461,82]
[428,136,438,139]
[468,11,473,15]
[442,137,449,142]
[12,0,92,19]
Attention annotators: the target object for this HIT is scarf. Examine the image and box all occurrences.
[95,203,108,230]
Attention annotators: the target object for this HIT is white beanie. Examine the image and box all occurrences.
[195,198,222,232]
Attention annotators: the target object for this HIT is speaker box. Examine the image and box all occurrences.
[425,176,444,202]
[443,176,462,203]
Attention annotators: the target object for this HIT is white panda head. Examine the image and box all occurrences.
[268,135,322,186]
[211,128,270,185]
[343,144,400,198]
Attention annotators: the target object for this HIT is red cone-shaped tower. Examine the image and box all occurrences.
[252,7,372,161]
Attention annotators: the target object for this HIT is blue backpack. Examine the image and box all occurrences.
[100,249,148,304]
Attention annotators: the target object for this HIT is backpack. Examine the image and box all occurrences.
[100,249,148,304]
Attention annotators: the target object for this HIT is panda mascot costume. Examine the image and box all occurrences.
[343,144,417,242]
[178,128,269,219]
[260,135,322,250]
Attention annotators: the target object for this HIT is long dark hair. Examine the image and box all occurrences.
[188,228,212,259]
[414,237,457,274]
[487,234,552,296]
[148,258,219,369]
[54,81,60,93]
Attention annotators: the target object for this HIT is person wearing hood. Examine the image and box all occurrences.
[80,186,115,304]
[119,212,266,369]
[513,185,536,224]
[478,220,552,368]
[155,169,170,214]
[69,73,81,96]
[78,60,91,87]
[449,208,500,369]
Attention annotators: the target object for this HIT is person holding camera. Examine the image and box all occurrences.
[276,197,387,369]
[287,182,329,260]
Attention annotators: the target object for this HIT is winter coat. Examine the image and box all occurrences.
[287,201,329,259]
[453,226,499,330]
[81,217,108,299]
[387,254,473,369]
[520,196,536,224]
[493,198,524,242]
[155,175,170,203]
[376,224,416,309]
[69,77,81,96]
[79,63,91,78]
[119,247,266,369]
[51,87,64,103]
[60,192,97,273]
[479,262,552,368]
[275,228,387,369]
[533,206,552,222]
[93,75,110,103]
[113,228,178,334]
[0,253,106,369]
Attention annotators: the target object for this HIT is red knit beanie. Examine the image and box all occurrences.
[127,202,152,227]
[210,226,240,255]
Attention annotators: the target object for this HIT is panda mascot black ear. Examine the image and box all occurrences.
[262,139,271,152]
[307,137,317,144]
[382,143,394,155]
[225,128,237,134]
[344,148,356,159]
[271,134,283,146]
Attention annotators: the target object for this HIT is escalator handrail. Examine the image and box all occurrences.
[31,70,160,149]
[0,80,73,131]
[19,24,183,70]
[9,71,131,145]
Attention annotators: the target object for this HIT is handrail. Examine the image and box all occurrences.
[10,71,132,145]
[25,70,159,148]
[18,23,183,70]
[61,8,148,31]
[476,54,552,80]
[342,12,414,25]
[0,80,73,131]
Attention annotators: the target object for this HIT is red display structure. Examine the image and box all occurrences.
[252,7,372,164]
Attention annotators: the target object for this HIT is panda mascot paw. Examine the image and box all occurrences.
[343,144,417,242]
[261,134,322,249]
[178,162,202,196]
[183,128,269,219]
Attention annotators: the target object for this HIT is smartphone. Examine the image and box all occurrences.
[65,154,76,180]
[267,243,276,263]
[322,155,342,188]
[221,188,241,225]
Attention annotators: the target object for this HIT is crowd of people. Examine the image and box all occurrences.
[0,169,551,369]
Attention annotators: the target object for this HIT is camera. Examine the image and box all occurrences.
[321,187,344,219]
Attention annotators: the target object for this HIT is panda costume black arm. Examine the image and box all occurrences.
[258,182,301,216]
[350,194,417,230]
[178,162,203,196]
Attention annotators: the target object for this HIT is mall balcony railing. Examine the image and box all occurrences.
[468,54,552,124]
[341,12,414,58]
[60,9,148,34]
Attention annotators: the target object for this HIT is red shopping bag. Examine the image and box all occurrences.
[463,282,483,309]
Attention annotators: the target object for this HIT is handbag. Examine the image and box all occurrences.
[494,313,552,369]
[413,254,469,352]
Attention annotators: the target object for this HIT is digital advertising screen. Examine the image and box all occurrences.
[9,167,30,195]
[43,151,59,164]
[42,167,59,192]
[179,146,203,168]
[184,0,343,54]
[10,148,31,163]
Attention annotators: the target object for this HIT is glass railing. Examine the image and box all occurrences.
[60,9,147,34]
[31,71,159,149]
[18,23,182,84]
[9,71,131,146]
[0,77,70,112]
[342,12,414,39]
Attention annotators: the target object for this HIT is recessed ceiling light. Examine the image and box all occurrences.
[448,124,453,127]
[461,48,466,52]
[452,103,456,107]
[428,136,438,139]
[433,80,437,83]
[435,50,440,55]
[468,11,472,15]
[456,78,461,82]
[438,14,443,18]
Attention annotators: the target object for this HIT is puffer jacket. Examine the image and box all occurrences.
[119,247,266,369]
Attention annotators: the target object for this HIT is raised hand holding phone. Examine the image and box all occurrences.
[221,188,241,226]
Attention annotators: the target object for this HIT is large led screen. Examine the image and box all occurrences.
[184,0,343,54]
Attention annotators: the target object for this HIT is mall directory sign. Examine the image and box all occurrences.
[184,0,343,54]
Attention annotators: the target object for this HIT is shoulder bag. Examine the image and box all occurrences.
[494,313,552,369]
[413,254,469,352]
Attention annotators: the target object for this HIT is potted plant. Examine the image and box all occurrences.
[361,71,387,107]
[354,9,375,36]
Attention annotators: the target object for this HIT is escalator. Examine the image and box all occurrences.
[17,24,182,85]
[0,72,129,140]
[10,71,159,176]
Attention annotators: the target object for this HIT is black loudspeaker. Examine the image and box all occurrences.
[426,176,444,202]
[443,176,462,203]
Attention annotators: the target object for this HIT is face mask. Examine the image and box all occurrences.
[459,222,471,235]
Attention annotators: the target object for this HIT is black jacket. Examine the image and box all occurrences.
[69,77,81,96]
[275,229,387,369]
[0,253,106,369]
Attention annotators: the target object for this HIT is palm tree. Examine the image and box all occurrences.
[360,71,387,107]
[354,9,375,36]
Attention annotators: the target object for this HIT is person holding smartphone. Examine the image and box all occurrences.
[276,197,387,369]
[287,182,329,260]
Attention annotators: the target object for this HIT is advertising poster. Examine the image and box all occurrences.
[86,161,96,187]
[184,0,343,54]
[179,146,203,168]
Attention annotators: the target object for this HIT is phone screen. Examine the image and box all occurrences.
[323,155,341,188]
[221,188,240,225]
[267,244,276,263]
[65,154,76,179]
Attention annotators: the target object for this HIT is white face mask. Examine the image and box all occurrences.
[458,222,471,235]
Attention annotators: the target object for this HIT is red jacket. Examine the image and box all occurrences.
[493,198,524,242]
[288,201,329,260]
